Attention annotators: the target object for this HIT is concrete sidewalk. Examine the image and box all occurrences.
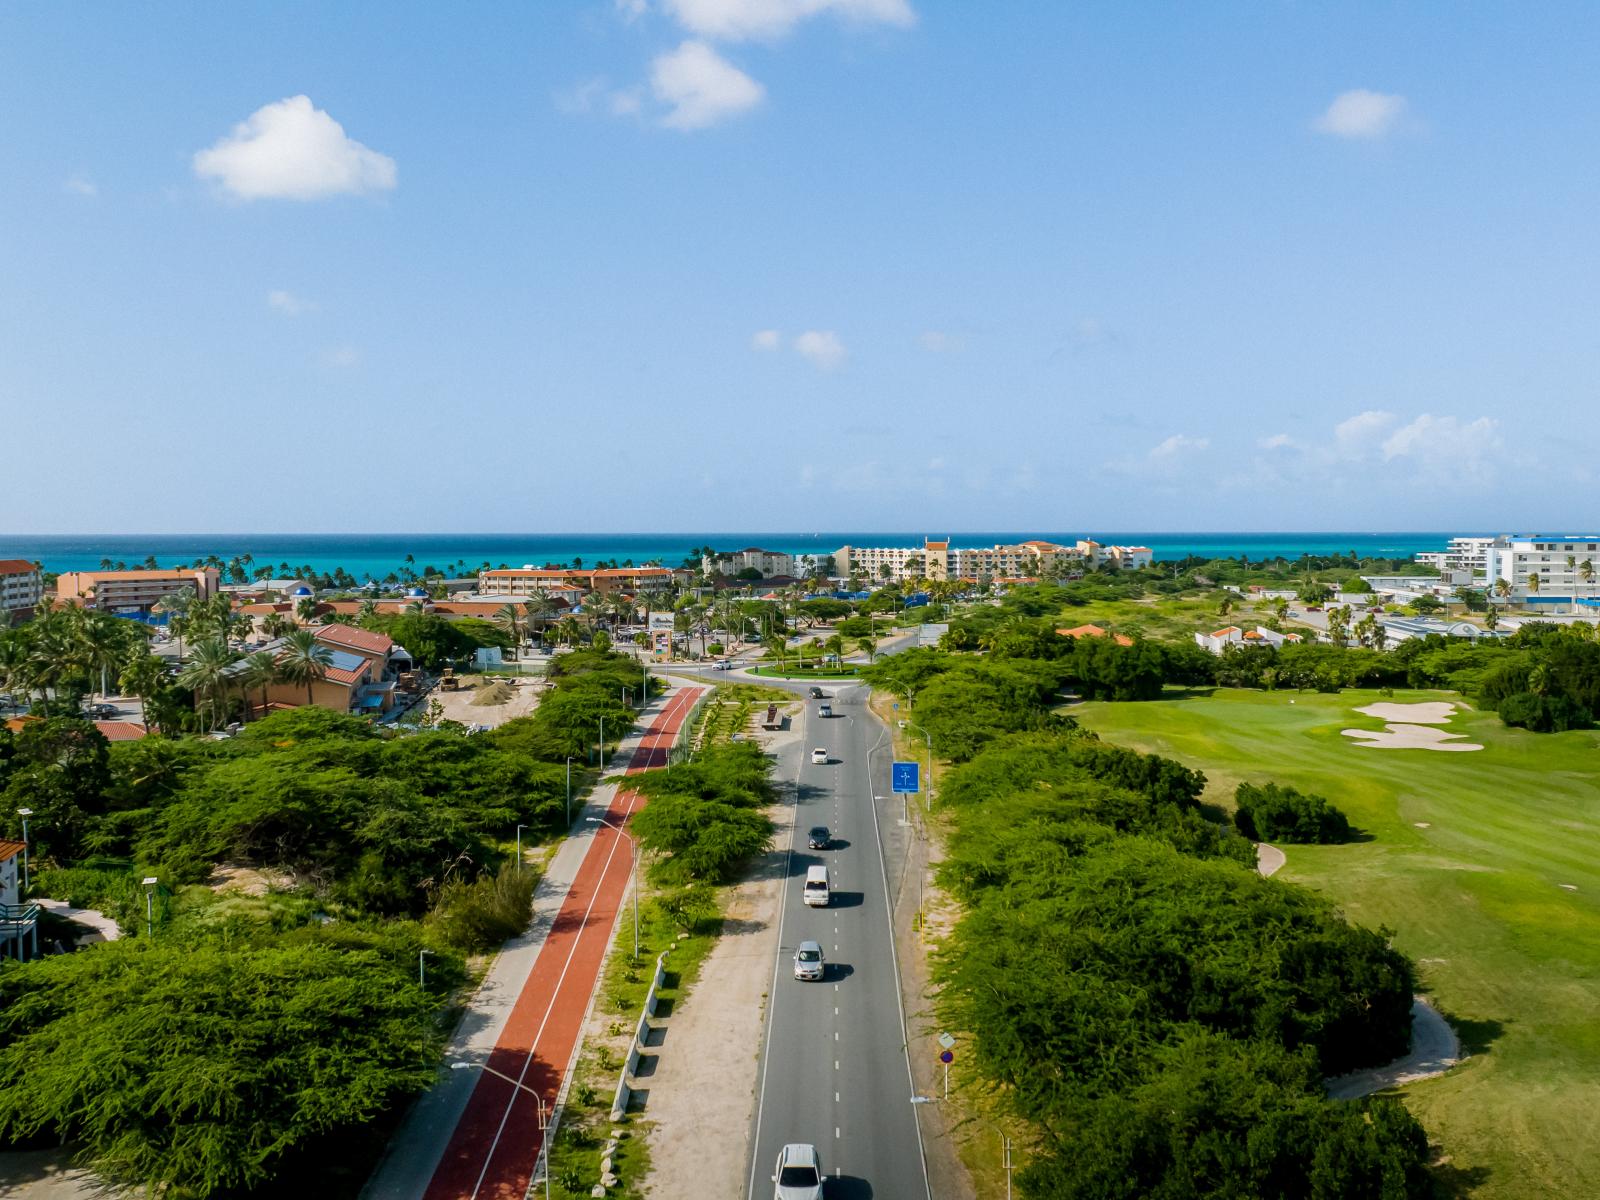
[362,687,691,1200]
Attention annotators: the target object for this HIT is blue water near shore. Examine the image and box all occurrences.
[0,532,1456,580]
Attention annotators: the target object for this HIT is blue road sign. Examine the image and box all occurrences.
[892,761,920,794]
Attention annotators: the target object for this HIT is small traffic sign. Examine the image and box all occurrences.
[892,761,920,794]
[938,1032,956,1050]
[939,1049,954,1064]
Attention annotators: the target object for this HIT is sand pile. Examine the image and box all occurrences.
[471,680,515,706]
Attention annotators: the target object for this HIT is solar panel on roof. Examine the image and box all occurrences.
[324,648,365,673]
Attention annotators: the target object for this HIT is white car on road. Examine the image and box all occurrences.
[772,1143,824,1199]
[810,747,828,764]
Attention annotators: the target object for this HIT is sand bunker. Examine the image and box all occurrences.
[1343,723,1483,752]
[1354,701,1458,724]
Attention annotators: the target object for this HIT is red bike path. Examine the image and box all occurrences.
[422,685,703,1200]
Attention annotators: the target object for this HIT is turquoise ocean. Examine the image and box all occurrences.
[0,532,1458,581]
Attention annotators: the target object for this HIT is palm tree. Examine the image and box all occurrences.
[356,599,379,626]
[1484,605,1499,634]
[1527,572,1541,607]
[261,612,295,640]
[119,653,169,732]
[276,629,333,706]
[237,651,281,722]
[295,597,320,623]
[496,603,524,650]
[857,635,877,664]
[76,610,132,698]
[178,637,240,730]
[1493,577,1512,606]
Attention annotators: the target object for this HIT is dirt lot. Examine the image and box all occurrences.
[430,675,545,728]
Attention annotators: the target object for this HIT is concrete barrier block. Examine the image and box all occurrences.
[609,1078,629,1122]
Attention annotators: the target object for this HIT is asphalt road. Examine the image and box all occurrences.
[745,683,930,1200]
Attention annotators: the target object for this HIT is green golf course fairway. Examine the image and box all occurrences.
[1074,687,1600,1200]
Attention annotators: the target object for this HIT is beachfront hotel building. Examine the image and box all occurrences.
[0,560,43,624]
[477,566,679,598]
[1415,534,1600,606]
[54,566,220,615]
[832,538,1153,584]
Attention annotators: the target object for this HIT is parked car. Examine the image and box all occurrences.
[793,940,825,982]
[807,825,831,849]
[772,1143,824,1200]
[811,748,828,764]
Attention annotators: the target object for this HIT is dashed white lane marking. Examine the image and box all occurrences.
[835,1060,839,1070]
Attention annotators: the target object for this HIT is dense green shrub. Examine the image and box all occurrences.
[1234,782,1353,844]
[423,863,538,953]
[0,939,439,1199]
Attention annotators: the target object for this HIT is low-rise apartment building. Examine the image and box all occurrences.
[231,623,407,716]
[0,560,42,624]
[702,547,796,578]
[55,567,219,615]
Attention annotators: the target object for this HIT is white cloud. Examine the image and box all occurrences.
[1334,409,1397,453]
[751,329,781,350]
[664,0,915,42]
[794,330,846,370]
[193,96,397,200]
[1258,433,1298,450]
[616,0,649,21]
[1314,89,1409,140]
[321,345,362,368]
[651,41,764,129]
[1149,434,1209,459]
[558,77,643,117]
[63,174,97,197]
[1381,414,1499,469]
[919,331,964,353]
[267,289,314,316]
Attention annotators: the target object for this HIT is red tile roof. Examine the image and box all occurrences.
[94,720,148,741]
[0,839,24,863]
[0,559,37,575]
[62,568,213,580]
[1057,623,1133,646]
[1211,626,1242,637]
[924,540,949,550]
[316,623,394,656]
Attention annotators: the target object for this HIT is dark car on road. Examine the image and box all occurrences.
[807,825,831,849]
[807,686,826,699]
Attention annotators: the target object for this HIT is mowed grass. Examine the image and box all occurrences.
[1074,687,1600,1200]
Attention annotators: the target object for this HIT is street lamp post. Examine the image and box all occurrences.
[598,715,605,769]
[447,1061,551,1200]
[15,808,32,893]
[586,816,638,960]
[565,757,574,826]
[141,876,158,938]
[905,721,934,811]
[516,825,529,873]
[419,948,433,986]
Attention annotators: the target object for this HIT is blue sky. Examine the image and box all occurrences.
[3,1,1597,534]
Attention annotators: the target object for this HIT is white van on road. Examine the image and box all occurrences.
[802,865,830,907]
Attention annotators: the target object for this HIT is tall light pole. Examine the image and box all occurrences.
[598,715,605,769]
[587,816,638,960]
[515,824,529,873]
[15,808,31,893]
[565,757,574,825]
[141,876,158,938]
[906,721,934,811]
[448,1061,550,1200]
[419,948,433,986]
